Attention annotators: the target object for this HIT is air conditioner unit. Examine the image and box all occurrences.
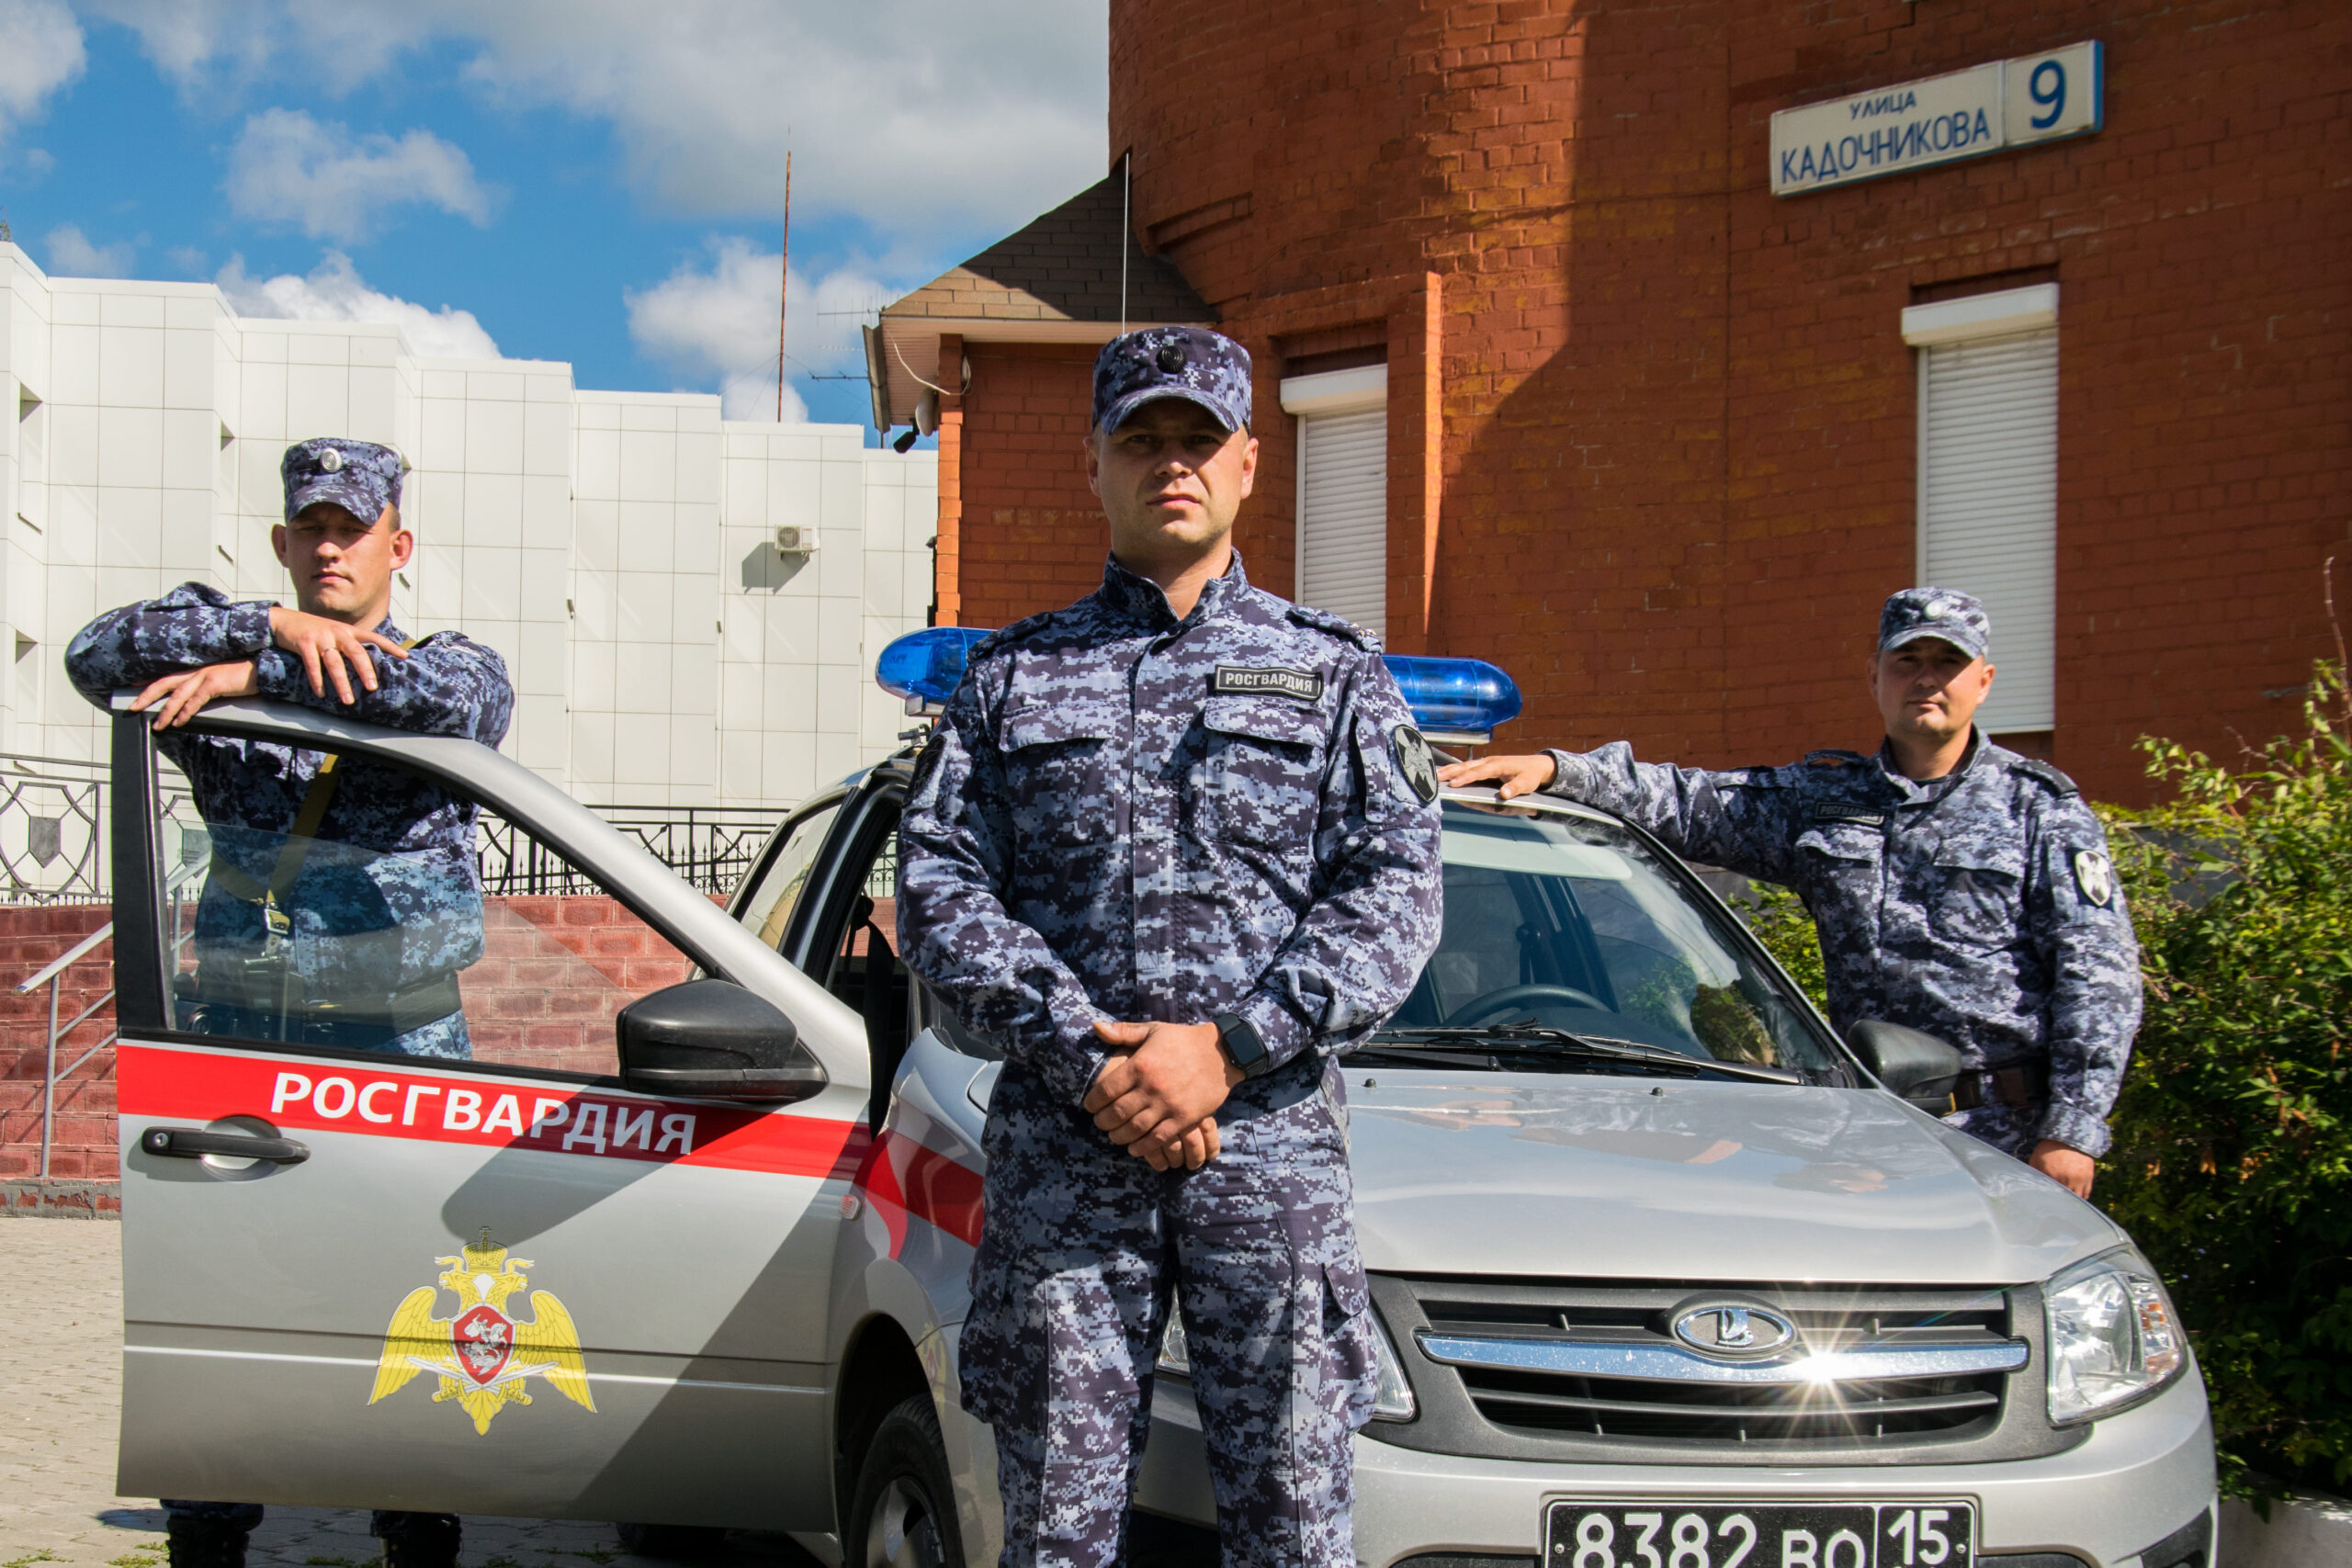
[775,525,818,556]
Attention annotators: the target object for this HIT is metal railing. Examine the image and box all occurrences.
[16,922,120,1179]
[0,750,204,905]
[0,751,112,904]
[12,859,204,1178]
[580,804,781,896]
[477,804,782,897]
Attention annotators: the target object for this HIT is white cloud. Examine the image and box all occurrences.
[0,0,85,165]
[225,107,494,243]
[88,1,1105,243]
[217,251,500,359]
[80,0,414,88]
[627,237,894,423]
[41,222,134,276]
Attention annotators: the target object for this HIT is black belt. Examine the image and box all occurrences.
[181,966,465,1036]
[1947,1062,2049,1113]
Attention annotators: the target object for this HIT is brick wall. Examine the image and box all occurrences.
[911,0,2352,806]
[0,897,695,1183]
[0,906,119,1186]
[955,343,1112,629]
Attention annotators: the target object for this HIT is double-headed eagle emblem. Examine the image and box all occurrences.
[368,1233,594,1435]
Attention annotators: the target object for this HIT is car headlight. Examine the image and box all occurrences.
[1158,1306,1418,1422]
[2043,1247,2187,1424]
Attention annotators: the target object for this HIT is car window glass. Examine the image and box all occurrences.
[824,823,906,1019]
[735,800,842,951]
[155,742,695,1079]
[1388,803,1834,1071]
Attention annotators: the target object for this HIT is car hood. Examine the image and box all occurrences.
[1346,1073,2121,1286]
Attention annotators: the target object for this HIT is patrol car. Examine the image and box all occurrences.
[108,634,2214,1568]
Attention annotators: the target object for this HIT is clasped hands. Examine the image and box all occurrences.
[131,607,409,728]
[1082,1018,1246,1172]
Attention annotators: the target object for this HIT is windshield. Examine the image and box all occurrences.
[1378,799,1838,1076]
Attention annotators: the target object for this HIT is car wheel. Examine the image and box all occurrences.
[850,1393,964,1568]
[615,1523,727,1559]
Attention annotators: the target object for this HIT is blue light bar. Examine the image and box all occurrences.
[876,628,1522,740]
[876,626,991,708]
[1383,655,1521,742]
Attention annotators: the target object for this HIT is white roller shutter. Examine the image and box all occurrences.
[1295,407,1387,632]
[1915,322,2058,734]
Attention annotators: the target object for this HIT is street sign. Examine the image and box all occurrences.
[1770,41,2104,197]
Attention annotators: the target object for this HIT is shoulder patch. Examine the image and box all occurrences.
[1390,724,1440,805]
[2011,757,2081,797]
[2072,848,2114,908]
[1801,749,1870,769]
[1283,601,1380,651]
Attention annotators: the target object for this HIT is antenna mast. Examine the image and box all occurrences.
[776,149,793,423]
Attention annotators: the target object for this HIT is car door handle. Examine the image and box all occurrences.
[140,1126,311,1165]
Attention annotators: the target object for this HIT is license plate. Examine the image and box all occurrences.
[1543,1501,1976,1568]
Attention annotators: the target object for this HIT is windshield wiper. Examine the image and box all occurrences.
[1363,1023,1804,1085]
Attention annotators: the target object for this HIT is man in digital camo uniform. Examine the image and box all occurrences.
[897,327,1445,1568]
[1440,588,2141,1197]
[66,438,511,1568]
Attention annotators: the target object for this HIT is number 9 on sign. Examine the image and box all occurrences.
[2002,40,2102,144]
[2027,61,2064,129]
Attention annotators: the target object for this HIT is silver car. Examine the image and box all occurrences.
[110,690,2213,1568]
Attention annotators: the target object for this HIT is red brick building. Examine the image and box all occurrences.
[872,0,2348,805]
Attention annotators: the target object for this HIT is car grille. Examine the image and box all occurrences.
[1368,1275,2077,1466]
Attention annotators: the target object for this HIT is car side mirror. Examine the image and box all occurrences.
[616,978,827,1104]
[1848,1019,1965,1109]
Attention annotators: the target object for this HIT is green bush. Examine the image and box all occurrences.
[1732,879,1827,1012]
[2098,667,2352,1498]
[1727,674,2352,1496]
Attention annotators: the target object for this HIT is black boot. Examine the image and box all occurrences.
[165,1521,249,1568]
[375,1511,461,1568]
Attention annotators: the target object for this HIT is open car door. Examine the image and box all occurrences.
[107,698,869,1534]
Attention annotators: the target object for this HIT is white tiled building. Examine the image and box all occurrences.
[0,243,935,808]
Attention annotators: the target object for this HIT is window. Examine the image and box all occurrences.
[154,743,695,1078]
[1388,804,1834,1072]
[1283,365,1388,634]
[733,796,844,952]
[801,804,912,1123]
[1905,283,2060,735]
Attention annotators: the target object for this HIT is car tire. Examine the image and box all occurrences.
[614,1523,727,1559]
[849,1393,965,1568]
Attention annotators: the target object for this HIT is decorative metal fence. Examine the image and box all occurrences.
[0,750,203,905]
[575,804,781,897]
[477,804,781,897]
[0,747,786,905]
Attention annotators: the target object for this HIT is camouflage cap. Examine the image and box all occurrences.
[1091,326,1251,436]
[1879,585,1990,662]
[282,437,405,525]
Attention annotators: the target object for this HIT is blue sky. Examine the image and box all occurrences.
[0,0,1108,436]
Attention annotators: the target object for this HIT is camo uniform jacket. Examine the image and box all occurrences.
[898,553,1445,1105]
[1543,733,2141,1157]
[67,582,513,1052]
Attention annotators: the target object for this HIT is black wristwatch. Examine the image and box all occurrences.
[1211,1012,1271,1079]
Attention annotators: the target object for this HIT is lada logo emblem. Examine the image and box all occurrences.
[1669,1298,1799,1360]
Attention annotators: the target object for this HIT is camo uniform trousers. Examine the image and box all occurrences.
[966,1060,1376,1568]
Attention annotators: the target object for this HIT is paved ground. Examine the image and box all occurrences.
[0,1221,1215,1568]
[0,1222,824,1568]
